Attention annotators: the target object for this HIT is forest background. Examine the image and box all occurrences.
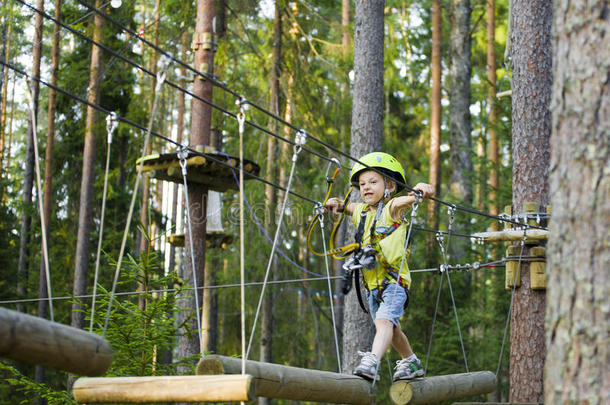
[0,0,538,403]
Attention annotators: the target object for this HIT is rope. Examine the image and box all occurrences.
[89,112,117,332]
[436,206,470,372]
[424,268,443,376]
[317,205,342,373]
[102,57,170,336]
[237,102,247,375]
[24,78,54,322]
[246,129,307,359]
[495,230,527,377]
[177,147,204,354]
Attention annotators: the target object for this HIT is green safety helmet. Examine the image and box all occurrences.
[350,152,406,192]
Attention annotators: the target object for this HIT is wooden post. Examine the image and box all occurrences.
[471,229,548,242]
[197,354,373,405]
[389,371,496,405]
[72,375,254,403]
[0,307,112,376]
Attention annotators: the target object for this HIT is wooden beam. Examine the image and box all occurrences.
[472,229,548,242]
[72,375,254,403]
[197,354,373,405]
[390,371,496,405]
[0,307,112,376]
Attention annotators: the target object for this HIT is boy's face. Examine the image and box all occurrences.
[358,170,393,205]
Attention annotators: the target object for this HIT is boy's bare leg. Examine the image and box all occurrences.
[371,319,394,359]
[391,321,414,358]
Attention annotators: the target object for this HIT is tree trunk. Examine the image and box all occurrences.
[428,0,442,231]
[177,0,214,371]
[35,0,61,393]
[448,0,473,262]
[448,0,473,205]
[487,0,499,230]
[17,0,45,313]
[509,0,552,402]
[342,0,384,375]
[72,0,104,330]
[259,6,282,400]
[0,0,14,184]
[546,2,609,404]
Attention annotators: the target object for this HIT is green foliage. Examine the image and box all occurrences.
[0,362,76,405]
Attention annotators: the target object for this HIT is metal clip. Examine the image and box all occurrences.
[156,55,172,91]
[105,112,118,144]
[324,157,341,183]
[294,129,307,157]
[178,147,189,176]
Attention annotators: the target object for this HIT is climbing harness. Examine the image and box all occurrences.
[178,147,204,353]
[102,55,170,336]
[89,112,118,332]
[24,77,54,322]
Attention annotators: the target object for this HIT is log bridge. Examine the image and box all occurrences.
[0,307,112,376]
[197,354,497,405]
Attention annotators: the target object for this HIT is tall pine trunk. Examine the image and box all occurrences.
[546,3,609,403]
[487,0,499,229]
[427,0,442,258]
[17,0,45,313]
[342,0,384,374]
[177,0,214,371]
[509,0,552,401]
[35,0,61,392]
[259,4,282,396]
[448,0,473,262]
[72,0,104,330]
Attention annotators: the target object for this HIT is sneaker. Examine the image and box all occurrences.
[353,351,380,381]
[392,357,424,381]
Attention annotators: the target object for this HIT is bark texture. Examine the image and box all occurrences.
[448,0,473,205]
[72,0,104,330]
[342,0,384,374]
[178,0,214,370]
[428,0,442,227]
[509,0,552,402]
[546,2,609,404]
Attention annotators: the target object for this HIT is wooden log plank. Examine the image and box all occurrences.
[472,229,548,242]
[73,375,254,403]
[0,307,112,376]
[197,354,373,405]
[390,371,496,405]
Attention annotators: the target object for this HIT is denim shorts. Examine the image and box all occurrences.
[366,282,407,326]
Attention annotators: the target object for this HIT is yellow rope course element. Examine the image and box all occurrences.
[306,167,361,260]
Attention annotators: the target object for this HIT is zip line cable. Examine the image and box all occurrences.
[17,0,547,232]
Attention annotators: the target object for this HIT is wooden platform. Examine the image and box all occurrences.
[0,307,112,376]
[167,231,233,249]
[197,354,373,405]
[73,375,254,403]
[136,149,260,192]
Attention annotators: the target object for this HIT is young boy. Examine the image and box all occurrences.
[325,152,434,382]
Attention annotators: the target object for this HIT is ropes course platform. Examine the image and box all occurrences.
[167,231,233,249]
[389,371,496,405]
[136,148,260,192]
[0,307,112,376]
[472,228,548,242]
[197,354,374,405]
[72,375,254,403]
